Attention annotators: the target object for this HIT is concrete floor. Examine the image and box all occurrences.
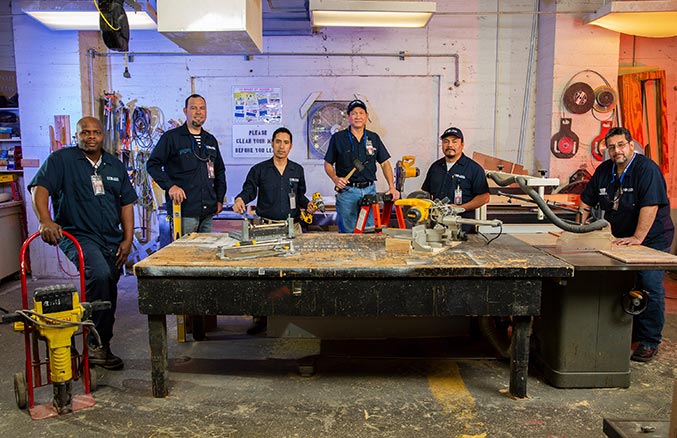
[0,273,676,438]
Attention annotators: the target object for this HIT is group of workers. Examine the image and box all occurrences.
[26,94,672,371]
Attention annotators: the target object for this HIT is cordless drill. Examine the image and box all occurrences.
[301,192,327,224]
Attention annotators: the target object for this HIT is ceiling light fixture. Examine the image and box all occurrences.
[583,0,677,38]
[309,0,436,28]
[21,0,157,31]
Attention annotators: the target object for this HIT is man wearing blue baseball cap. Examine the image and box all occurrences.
[324,99,400,233]
[422,127,490,230]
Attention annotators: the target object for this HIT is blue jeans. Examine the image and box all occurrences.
[60,237,120,347]
[632,245,669,349]
[335,184,376,233]
[182,215,213,234]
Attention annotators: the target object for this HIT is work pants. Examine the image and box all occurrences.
[632,245,669,349]
[182,215,213,234]
[335,184,376,233]
[61,237,120,347]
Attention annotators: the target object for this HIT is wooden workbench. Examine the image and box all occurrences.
[134,233,573,398]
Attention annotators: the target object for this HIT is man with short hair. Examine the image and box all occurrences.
[580,126,674,362]
[29,116,137,370]
[233,127,316,335]
[233,127,316,228]
[147,94,227,234]
[323,99,400,233]
[422,127,490,225]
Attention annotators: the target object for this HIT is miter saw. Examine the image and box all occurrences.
[386,197,503,252]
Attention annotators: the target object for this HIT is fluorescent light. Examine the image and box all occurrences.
[583,1,677,38]
[310,0,435,28]
[22,1,157,31]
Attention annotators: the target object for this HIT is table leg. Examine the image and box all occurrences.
[509,315,531,398]
[148,314,168,397]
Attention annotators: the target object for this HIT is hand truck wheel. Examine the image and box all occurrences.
[89,366,98,392]
[14,372,27,409]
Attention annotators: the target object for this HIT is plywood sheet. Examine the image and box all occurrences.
[600,246,677,264]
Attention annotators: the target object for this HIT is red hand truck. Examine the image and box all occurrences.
[10,231,98,420]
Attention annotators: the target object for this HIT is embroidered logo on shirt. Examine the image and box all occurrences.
[106,176,120,182]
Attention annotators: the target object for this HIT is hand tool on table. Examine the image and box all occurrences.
[335,159,365,192]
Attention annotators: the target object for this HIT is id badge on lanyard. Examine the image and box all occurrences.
[207,159,215,179]
[91,174,105,196]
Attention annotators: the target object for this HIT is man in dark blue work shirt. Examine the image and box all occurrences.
[147,94,227,234]
[29,116,138,370]
[233,127,317,232]
[421,127,490,225]
[580,127,674,363]
[324,99,400,233]
[232,127,316,335]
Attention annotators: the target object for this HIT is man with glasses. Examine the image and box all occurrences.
[580,127,674,362]
[421,127,490,231]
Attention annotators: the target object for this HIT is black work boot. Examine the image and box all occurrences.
[89,345,124,370]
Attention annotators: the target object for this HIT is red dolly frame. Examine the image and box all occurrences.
[18,231,93,415]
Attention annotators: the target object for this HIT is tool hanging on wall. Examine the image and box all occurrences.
[591,120,613,161]
[593,86,617,113]
[562,82,595,114]
[551,118,579,159]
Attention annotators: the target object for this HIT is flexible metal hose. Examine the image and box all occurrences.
[486,172,609,233]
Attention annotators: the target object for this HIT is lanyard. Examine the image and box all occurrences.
[191,134,209,162]
[347,129,366,157]
[610,152,636,185]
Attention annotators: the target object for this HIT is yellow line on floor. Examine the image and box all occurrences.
[427,361,486,438]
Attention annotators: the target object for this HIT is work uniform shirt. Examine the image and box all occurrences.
[237,158,310,221]
[324,128,391,184]
[28,146,138,250]
[421,153,490,219]
[581,153,674,249]
[147,123,227,217]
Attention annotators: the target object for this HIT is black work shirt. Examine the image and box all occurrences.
[28,146,138,250]
[324,129,391,183]
[147,123,227,217]
[581,153,674,249]
[421,154,490,218]
[236,158,310,221]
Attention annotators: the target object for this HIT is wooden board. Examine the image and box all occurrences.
[600,246,677,264]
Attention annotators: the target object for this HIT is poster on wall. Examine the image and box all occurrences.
[232,125,278,158]
[232,87,282,158]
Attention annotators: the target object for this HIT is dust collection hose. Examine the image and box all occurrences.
[486,171,609,233]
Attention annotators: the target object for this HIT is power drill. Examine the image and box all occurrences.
[301,192,327,224]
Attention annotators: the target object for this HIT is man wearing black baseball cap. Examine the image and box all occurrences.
[422,127,490,230]
[324,99,400,233]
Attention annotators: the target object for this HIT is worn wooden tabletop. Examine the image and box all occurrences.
[134,232,573,279]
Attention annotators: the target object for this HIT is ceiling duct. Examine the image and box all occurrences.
[157,0,263,54]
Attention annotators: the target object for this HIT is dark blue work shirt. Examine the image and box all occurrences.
[421,154,490,218]
[581,153,674,249]
[28,146,138,250]
[324,129,391,183]
[236,158,310,221]
[147,123,227,217]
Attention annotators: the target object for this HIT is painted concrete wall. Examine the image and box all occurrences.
[7,1,677,276]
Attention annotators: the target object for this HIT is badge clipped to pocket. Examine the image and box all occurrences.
[289,191,297,210]
[207,159,215,179]
[91,174,105,196]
